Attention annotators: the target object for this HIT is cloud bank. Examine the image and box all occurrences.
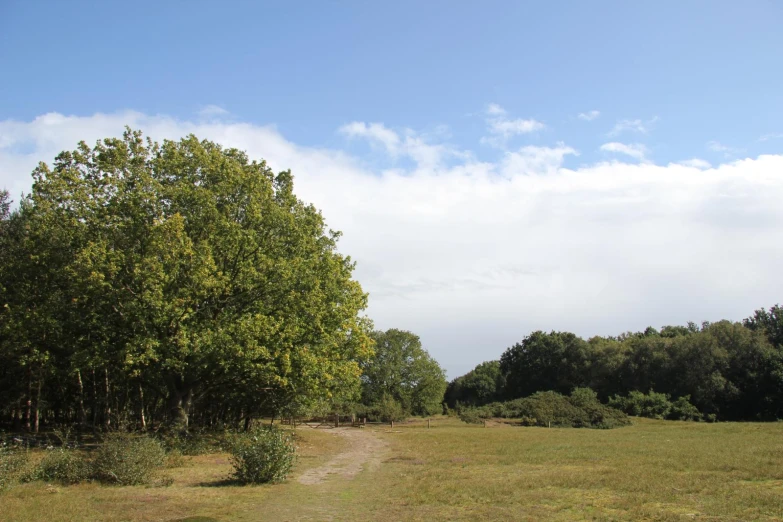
[2,111,783,377]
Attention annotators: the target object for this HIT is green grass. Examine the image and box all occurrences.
[2,418,783,521]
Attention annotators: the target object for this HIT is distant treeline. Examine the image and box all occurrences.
[445,305,783,421]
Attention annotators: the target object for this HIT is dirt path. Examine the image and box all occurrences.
[297,428,389,485]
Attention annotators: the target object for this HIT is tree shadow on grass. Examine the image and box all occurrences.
[193,478,244,487]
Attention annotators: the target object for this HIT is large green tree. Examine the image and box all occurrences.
[500,331,590,399]
[7,129,373,428]
[361,329,447,416]
[444,360,504,407]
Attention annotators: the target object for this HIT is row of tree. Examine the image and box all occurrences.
[0,130,446,433]
[446,306,783,421]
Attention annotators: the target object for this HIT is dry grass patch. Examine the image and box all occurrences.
[2,419,783,521]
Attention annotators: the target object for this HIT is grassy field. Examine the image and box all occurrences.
[2,417,783,521]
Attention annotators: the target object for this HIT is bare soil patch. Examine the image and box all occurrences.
[297,428,389,485]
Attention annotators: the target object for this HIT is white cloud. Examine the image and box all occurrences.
[759,133,783,142]
[340,121,401,151]
[2,111,783,378]
[609,116,658,137]
[486,103,506,116]
[708,141,745,157]
[339,121,461,169]
[578,110,600,121]
[197,104,230,119]
[502,143,578,176]
[677,158,711,169]
[600,142,649,161]
[488,118,545,136]
[481,104,544,148]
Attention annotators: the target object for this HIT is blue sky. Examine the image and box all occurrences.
[2,1,783,377]
[2,1,782,165]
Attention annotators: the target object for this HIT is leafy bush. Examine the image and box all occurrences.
[228,426,296,484]
[456,389,630,429]
[92,433,166,485]
[566,388,631,429]
[159,431,217,456]
[36,448,91,484]
[457,408,485,424]
[669,395,703,421]
[372,394,407,422]
[609,390,703,421]
[0,445,30,490]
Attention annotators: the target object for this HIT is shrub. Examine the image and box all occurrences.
[92,433,166,485]
[609,390,703,421]
[159,432,216,456]
[0,445,30,490]
[609,390,672,419]
[669,395,702,421]
[36,448,91,484]
[372,394,407,423]
[456,389,630,429]
[568,388,631,429]
[228,426,296,484]
[457,408,485,424]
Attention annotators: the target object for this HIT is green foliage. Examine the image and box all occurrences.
[500,331,590,399]
[0,129,373,432]
[474,316,783,422]
[91,433,166,485]
[457,389,630,429]
[158,432,222,456]
[228,426,296,484]
[457,408,484,424]
[371,394,407,422]
[609,390,672,419]
[445,360,504,408]
[670,395,702,421]
[361,329,447,417]
[609,390,703,421]
[567,388,631,429]
[0,445,30,490]
[744,304,783,348]
[36,448,90,484]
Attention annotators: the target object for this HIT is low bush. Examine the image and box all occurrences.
[228,426,296,484]
[457,389,631,429]
[0,445,30,490]
[36,448,91,484]
[609,390,703,421]
[159,431,217,456]
[669,395,702,421]
[371,394,407,423]
[92,433,166,485]
[457,408,485,424]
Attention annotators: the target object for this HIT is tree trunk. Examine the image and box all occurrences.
[104,368,111,430]
[139,382,146,430]
[12,404,22,431]
[91,369,98,428]
[166,384,193,432]
[76,370,87,426]
[33,372,42,433]
[25,368,32,431]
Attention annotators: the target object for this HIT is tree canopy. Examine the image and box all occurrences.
[0,129,373,430]
[360,329,447,417]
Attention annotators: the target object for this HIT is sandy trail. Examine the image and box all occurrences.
[297,428,389,485]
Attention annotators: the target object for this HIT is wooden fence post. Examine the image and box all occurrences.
[427,418,431,429]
